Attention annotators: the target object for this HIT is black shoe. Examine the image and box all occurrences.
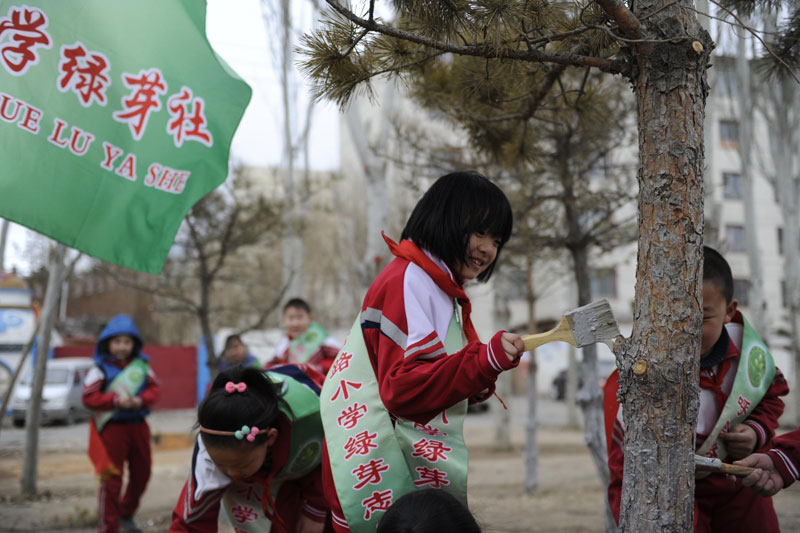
[120,516,142,533]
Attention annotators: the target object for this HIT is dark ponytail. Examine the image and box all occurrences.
[197,367,289,449]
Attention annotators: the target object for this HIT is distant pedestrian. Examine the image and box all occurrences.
[219,334,260,371]
[266,298,340,375]
[83,314,160,533]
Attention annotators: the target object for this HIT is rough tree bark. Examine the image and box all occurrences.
[613,1,712,529]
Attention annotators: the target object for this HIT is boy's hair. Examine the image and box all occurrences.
[283,297,312,314]
[376,489,481,533]
[224,334,243,350]
[703,246,734,303]
[400,171,513,282]
[198,367,290,449]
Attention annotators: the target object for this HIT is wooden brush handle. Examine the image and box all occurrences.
[718,463,756,477]
[521,317,577,351]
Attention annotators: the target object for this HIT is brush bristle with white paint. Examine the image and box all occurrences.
[521,298,621,352]
[694,454,755,477]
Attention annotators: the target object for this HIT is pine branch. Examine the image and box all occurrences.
[594,0,643,41]
[324,0,628,74]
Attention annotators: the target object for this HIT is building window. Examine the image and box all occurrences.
[720,120,739,148]
[777,228,783,255]
[734,279,750,307]
[716,67,738,99]
[591,267,617,299]
[723,173,742,199]
[726,225,746,252]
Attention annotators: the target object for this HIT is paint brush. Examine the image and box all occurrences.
[521,299,620,352]
[694,454,755,477]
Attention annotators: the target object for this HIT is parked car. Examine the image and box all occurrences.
[10,357,94,427]
[551,360,617,401]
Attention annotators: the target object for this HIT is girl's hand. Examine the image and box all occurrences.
[500,332,525,364]
[295,515,325,533]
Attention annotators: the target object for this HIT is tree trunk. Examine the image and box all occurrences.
[618,2,711,530]
[21,243,65,496]
[278,0,301,298]
[344,83,394,286]
[769,79,800,424]
[757,25,800,422]
[0,322,39,439]
[737,31,766,335]
[569,246,615,531]
[0,218,9,270]
[524,253,539,493]
[493,277,512,451]
[566,345,579,427]
[556,124,613,527]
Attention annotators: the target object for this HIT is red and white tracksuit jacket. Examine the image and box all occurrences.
[83,359,160,533]
[169,414,329,533]
[267,334,341,376]
[766,428,800,489]
[322,250,518,531]
[604,316,789,532]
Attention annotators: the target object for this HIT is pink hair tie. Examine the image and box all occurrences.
[246,427,260,442]
[225,381,247,394]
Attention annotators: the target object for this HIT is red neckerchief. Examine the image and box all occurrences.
[382,232,479,343]
[699,337,739,412]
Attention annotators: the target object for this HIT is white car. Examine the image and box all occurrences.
[10,357,94,427]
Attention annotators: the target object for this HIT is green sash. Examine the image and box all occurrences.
[696,316,775,477]
[287,322,329,364]
[94,358,149,431]
[220,371,324,531]
[321,309,469,532]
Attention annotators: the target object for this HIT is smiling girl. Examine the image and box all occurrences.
[320,171,524,532]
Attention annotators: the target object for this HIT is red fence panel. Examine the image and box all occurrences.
[54,344,197,409]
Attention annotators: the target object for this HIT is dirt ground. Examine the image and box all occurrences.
[1,414,799,532]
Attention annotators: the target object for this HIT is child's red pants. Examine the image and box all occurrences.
[98,420,152,533]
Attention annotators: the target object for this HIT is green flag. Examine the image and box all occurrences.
[0,1,251,273]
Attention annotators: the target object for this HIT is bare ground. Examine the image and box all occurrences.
[1,419,798,532]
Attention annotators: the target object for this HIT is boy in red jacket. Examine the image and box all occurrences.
[735,428,800,496]
[604,247,789,532]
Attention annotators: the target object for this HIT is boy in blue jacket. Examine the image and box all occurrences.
[83,314,160,533]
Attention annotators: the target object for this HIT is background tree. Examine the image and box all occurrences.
[260,0,322,298]
[301,0,798,528]
[108,174,288,373]
[749,6,800,424]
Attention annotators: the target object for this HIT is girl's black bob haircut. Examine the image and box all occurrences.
[401,171,513,282]
[197,366,290,449]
